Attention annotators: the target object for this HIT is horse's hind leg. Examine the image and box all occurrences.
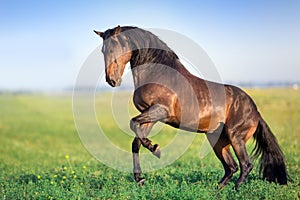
[207,131,238,189]
[227,121,257,189]
[219,147,238,187]
[230,138,253,190]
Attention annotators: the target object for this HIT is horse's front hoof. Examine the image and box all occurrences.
[137,178,146,186]
[152,144,161,158]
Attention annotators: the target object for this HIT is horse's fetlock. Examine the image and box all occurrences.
[231,165,238,173]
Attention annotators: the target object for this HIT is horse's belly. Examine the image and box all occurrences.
[167,108,225,133]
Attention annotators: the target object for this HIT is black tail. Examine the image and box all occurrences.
[252,117,287,184]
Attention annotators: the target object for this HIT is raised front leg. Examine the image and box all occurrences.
[130,104,169,184]
[130,104,168,156]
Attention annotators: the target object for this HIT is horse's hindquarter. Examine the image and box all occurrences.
[224,85,260,141]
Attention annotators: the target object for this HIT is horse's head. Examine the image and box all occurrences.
[94,25,132,87]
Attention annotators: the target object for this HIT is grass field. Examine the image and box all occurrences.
[0,88,299,199]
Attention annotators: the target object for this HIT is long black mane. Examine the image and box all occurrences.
[118,27,179,69]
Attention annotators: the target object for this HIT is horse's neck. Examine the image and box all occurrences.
[130,62,150,88]
[130,57,192,89]
[131,67,141,88]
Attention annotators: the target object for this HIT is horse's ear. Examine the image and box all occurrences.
[113,25,121,35]
[94,30,103,38]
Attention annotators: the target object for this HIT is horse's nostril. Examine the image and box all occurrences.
[106,78,116,87]
[110,80,116,86]
[106,76,116,87]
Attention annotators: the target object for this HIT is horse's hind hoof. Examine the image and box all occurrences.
[137,178,146,186]
[234,183,240,191]
[152,144,161,158]
[217,183,225,190]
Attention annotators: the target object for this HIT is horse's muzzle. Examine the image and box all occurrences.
[106,77,122,87]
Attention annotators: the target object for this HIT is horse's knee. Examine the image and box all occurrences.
[130,119,138,132]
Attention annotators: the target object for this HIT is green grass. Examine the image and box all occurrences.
[0,88,299,199]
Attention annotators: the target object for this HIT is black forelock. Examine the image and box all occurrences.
[102,26,138,40]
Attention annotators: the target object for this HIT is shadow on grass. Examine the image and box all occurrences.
[18,174,39,184]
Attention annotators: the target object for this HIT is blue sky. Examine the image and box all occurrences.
[0,0,299,90]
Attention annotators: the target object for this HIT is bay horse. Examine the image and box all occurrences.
[94,25,287,189]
